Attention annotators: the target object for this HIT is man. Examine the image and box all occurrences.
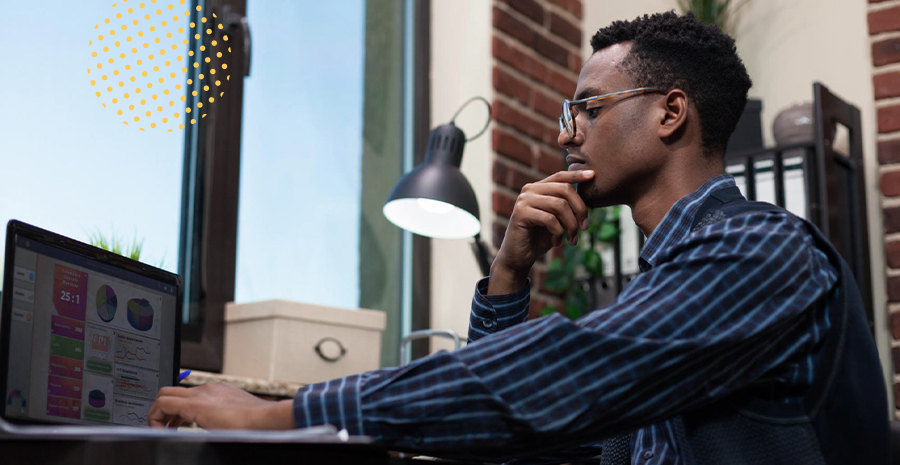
[149,12,888,464]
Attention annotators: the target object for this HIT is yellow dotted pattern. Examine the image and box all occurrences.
[89,1,231,131]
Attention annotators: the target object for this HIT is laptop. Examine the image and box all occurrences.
[0,220,366,444]
[0,220,182,428]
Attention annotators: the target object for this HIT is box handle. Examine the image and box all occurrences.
[314,337,347,363]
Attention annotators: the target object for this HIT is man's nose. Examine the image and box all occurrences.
[558,127,582,148]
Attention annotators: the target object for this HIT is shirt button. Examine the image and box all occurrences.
[482,319,494,328]
[643,451,654,459]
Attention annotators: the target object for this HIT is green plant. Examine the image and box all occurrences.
[87,229,166,268]
[677,0,749,35]
[540,206,621,319]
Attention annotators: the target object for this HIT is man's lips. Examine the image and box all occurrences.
[566,154,586,171]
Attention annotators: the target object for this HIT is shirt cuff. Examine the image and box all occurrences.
[470,277,531,339]
[293,373,368,435]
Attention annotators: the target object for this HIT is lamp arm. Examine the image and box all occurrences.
[470,233,494,277]
[450,97,493,143]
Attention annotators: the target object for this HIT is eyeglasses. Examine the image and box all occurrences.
[558,87,667,139]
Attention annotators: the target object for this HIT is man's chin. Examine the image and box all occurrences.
[576,182,613,209]
[575,183,612,208]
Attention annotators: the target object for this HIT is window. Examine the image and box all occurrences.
[0,0,428,372]
[234,1,365,309]
[178,0,430,370]
[0,3,183,277]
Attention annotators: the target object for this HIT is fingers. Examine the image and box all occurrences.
[519,197,579,245]
[148,396,193,428]
[518,170,593,243]
[540,169,594,185]
[156,386,193,400]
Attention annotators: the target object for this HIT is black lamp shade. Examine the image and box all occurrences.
[383,123,481,239]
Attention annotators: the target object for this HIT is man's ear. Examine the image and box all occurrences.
[657,89,688,140]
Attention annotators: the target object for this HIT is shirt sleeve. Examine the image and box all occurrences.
[292,212,836,463]
[467,277,531,344]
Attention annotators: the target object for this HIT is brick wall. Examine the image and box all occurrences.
[491,0,583,319]
[869,0,900,416]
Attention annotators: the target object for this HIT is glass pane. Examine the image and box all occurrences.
[234,1,365,308]
[0,3,184,276]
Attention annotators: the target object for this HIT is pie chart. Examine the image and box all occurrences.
[126,298,154,332]
[95,285,117,323]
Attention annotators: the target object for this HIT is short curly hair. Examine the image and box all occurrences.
[591,11,752,156]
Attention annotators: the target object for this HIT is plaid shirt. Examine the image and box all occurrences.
[293,174,837,464]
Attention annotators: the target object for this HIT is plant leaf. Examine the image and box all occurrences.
[598,222,619,242]
[583,248,602,276]
[543,259,571,292]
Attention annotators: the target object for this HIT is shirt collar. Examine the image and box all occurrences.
[638,174,737,272]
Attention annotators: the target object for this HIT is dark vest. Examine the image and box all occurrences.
[673,186,889,464]
[601,186,889,465]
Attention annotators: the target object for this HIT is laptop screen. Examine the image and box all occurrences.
[2,222,181,426]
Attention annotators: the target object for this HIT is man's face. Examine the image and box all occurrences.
[561,43,666,208]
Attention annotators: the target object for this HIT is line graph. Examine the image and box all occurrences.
[114,332,159,370]
[117,412,148,423]
[113,397,152,427]
[115,346,151,362]
[114,365,158,400]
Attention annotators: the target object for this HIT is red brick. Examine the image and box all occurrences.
[538,149,565,174]
[884,206,900,234]
[493,220,508,248]
[493,160,541,191]
[879,138,900,165]
[894,383,900,411]
[534,34,569,67]
[875,71,900,100]
[569,52,583,73]
[894,346,900,375]
[892,311,900,339]
[493,128,535,165]
[878,104,900,133]
[508,164,541,191]
[887,241,900,268]
[493,67,534,107]
[869,5,900,35]
[493,36,549,85]
[881,170,900,197]
[547,0,582,19]
[493,99,557,144]
[873,37,900,67]
[529,295,547,319]
[888,275,900,302]
[547,69,578,97]
[494,7,536,46]
[533,90,561,121]
[528,294,565,320]
[492,159,509,185]
[492,189,517,218]
[550,12,581,47]
[504,0,544,24]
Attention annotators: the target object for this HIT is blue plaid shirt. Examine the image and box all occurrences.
[293,174,837,464]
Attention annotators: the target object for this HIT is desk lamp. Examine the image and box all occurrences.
[383,97,494,276]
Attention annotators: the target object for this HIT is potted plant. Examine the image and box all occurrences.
[540,206,621,319]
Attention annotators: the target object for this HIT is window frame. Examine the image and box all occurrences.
[178,0,431,371]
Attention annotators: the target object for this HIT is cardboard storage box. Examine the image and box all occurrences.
[223,300,386,385]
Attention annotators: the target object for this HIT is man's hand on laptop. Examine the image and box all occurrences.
[148,382,295,430]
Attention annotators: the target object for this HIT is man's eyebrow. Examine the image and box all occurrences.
[575,87,602,101]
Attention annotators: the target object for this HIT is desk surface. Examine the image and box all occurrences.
[0,437,388,465]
